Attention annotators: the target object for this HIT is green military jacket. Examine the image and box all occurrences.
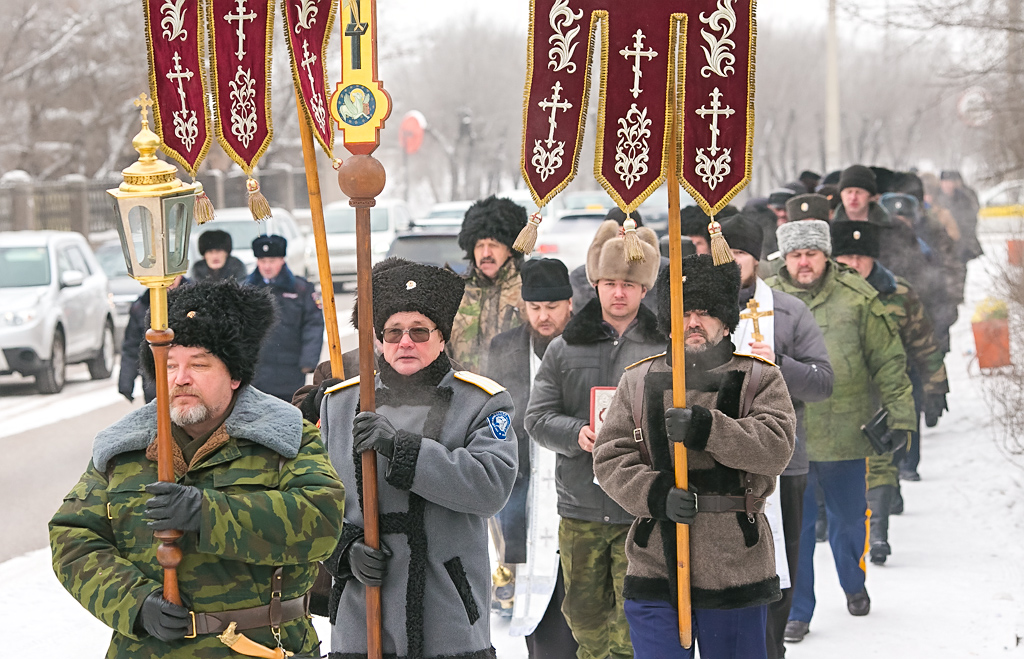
[448,258,523,372]
[49,386,345,659]
[877,272,949,397]
[765,262,916,461]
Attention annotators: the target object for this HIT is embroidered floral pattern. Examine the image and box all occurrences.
[614,104,651,190]
[160,0,188,42]
[699,0,737,78]
[228,66,258,148]
[547,0,583,74]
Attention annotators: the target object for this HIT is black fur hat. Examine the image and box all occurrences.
[371,257,466,341]
[831,220,880,259]
[657,254,741,335]
[350,257,416,330]
[720,214,764,260]
[679,206,712,242]
[140,280,276,386]
[198,229,232,255]
[457,196,528,261]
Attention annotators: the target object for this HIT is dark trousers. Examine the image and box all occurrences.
[499,476,530,564]
[526,562,579,659]
[790,460,867,623]
[765,473,807,658]
[624,599,768,659]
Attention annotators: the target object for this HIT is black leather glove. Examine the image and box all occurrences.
[880,429,909,454]
[665,488,697,525]
[137,589,190,642]
[346,537,392,587]
[665,407,693,444]
[145,482,202,532]
[352,412,397,459]
[924,393,947,428]
[300,377,342,424]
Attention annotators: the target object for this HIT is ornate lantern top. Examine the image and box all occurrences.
[119,93,186,195]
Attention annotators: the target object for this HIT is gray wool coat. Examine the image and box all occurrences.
[525,299,666,525]
[593,340,796,609]
[321,368,518,659]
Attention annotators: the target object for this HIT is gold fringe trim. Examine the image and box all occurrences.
[513,212,543,254]
[623,217,646,262]
[281,0,336,159]
[708,218,734,266]
[246,178,273,222]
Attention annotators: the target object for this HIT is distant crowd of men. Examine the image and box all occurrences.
[58,163,979,659]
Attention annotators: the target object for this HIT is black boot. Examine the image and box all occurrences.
[867,485,896,565]
[890,482,904,515]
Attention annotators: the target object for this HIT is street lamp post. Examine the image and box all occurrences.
[107,93,202,606]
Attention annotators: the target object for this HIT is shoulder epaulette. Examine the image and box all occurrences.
[766,250,781,261]
[733,351,777,366]
[626,352,666,370]
[324,375,360,394]
[454,371,506,395]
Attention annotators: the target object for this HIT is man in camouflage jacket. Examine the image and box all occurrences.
[449,196,528,372]
[49,281,345,659]
[832,220,949,564]
[766,221,915,640]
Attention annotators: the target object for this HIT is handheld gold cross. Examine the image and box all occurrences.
[740,298,773,343]
[134,93,154,127]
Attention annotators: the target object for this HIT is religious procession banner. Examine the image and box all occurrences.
[330,0,393,155]
[208,0,275,176]
[521,0,755,216]
[143,0,211,177]
[283,0,337,159]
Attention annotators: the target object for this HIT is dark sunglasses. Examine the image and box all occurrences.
[380,327,439,343]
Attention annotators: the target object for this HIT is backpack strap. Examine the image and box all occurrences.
[631,360,655,466]
[740,360,764,419]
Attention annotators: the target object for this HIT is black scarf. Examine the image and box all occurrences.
[377,351,451,390]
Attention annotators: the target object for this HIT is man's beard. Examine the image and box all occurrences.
[169,386,213,426]
[683,328,720,354]
[528,324,557,356]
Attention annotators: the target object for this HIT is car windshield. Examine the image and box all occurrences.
[561,192,612,210]
[323,207,389,233]
[388,235,464,267]
[94,245,130,278]
[427,207,468,219]
[0,247,51,287]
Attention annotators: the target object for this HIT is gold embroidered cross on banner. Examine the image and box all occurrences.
[740,298,773,343]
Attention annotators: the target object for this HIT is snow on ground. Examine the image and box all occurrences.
[4,232,1024,657]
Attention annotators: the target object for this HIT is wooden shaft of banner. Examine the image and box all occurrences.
[295,95,345,379]
[338,155,386,659]
[666,73,693,649]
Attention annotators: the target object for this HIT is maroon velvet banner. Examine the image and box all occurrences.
[283,0,336,158]
[208,0,274,174]
[521,0,755,215]
[144,0,210,177]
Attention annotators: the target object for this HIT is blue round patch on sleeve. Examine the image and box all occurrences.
[488,412,512,440]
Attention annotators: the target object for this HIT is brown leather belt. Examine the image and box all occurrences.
[185,568,311,638]
[697,494,766,515]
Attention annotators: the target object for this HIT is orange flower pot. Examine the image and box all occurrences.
[972,319,1011,369]
[1009,239,1024,267]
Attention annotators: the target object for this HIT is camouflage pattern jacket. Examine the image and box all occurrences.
[593,340,796,609]
[49,386,345,659]
[866,263,949,397]
[766,261,916,461]
[449,258,523,373]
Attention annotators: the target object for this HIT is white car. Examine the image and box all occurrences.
[305,199,412,287]
[0,231,117,393]
[188,207,308,281]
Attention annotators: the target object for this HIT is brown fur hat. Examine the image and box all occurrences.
[585,220,660,288]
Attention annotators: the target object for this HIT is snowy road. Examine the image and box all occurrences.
[2,243,1023,656]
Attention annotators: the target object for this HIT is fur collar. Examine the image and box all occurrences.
[561,298,664,346]
[93,385,303,471]
[866,261,898,295]
[243,263,297,291]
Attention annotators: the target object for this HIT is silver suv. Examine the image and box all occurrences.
[0,231,116,393]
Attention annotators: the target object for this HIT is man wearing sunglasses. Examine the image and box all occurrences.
[320,257,519,659]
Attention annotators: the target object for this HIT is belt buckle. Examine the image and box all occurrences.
[184,611,197,639]
[633,428,644,443]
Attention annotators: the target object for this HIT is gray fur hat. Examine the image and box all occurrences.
[585,220,660,288]
[776,219,832,257]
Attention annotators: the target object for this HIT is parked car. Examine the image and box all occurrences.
[532,211,609,271]
[0,231,116,393]
[979,180,1024,220]
[420,200,474,225]
[188,207,308,281]
[93,239,146,352]
[386,228,468,275]
[306,199,412,287]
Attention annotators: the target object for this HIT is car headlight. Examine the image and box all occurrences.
[2,309,36,326]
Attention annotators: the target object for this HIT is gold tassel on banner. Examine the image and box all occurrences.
[246,178,272,222]
[193,187,216,225]
[513,212,543,254]
[708,218,734,266]
[623,217,646,262]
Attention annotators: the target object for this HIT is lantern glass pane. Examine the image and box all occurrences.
[128,205,156,269]
[165,200,191,272]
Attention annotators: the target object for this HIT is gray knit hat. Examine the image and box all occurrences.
[776,219,832,257]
